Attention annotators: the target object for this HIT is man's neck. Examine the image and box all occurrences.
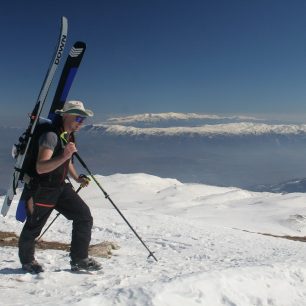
[63,122,73,134]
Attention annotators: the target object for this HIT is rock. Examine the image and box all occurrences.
[0,231,120,258]
[89,241,120,258]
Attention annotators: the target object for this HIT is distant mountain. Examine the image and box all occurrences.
[253,178,306,193]
[83,122,306,138]
[107,112,262,124]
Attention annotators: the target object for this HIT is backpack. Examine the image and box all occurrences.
[20,121,57,182]
[16,120,61,222]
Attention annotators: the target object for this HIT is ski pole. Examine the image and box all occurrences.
[36,185,82,242]
[60,132,158,262]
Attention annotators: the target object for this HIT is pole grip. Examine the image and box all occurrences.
[60,132,89,170]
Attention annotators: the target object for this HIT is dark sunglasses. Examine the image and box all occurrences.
[75,116,86,123]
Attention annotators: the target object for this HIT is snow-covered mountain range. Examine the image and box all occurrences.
[84,122,306,137]
[107,112,262,124]
[79,112,306,137]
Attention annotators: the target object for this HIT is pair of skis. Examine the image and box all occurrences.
[1,17,86,218]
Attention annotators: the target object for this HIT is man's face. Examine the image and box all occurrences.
[63,114,86,132]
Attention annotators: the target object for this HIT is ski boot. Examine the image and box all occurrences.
[22,260,44,274]
[70,257,102,272]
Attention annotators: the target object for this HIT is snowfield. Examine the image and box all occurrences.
[1,173,306,305]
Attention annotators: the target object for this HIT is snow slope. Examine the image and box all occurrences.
[1,173,306,305]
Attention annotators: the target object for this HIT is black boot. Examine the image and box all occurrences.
[22,260,44,274]
[70,257,102,272]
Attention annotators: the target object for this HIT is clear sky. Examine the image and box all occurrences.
[1,0,306,124]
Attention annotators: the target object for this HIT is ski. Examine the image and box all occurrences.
[1,17,68,217]
[48,41,86,124]
[15,41,86,222]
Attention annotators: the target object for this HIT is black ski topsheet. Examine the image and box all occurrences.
[48,41,86,124]
[1,17,68,217]
[16,41,86,222]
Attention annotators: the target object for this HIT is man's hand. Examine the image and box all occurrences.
[78,174,91,188]
[63,142,77,160]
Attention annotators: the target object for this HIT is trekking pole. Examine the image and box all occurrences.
[60,132,158,262]
[36,186,82,242]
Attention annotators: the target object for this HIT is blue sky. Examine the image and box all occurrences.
[1,0,306,124]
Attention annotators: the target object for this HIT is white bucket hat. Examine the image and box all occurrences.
[55,100,94,117]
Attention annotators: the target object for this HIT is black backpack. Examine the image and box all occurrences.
[20,122,57,181]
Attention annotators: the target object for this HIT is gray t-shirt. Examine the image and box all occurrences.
[38,131,58,150]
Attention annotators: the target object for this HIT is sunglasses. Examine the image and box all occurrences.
[74,116,86,123]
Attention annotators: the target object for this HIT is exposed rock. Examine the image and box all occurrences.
[89,241,120,258]
[0,231,119,258]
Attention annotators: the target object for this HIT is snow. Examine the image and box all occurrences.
[1,173,306,305]
[85,122,306,137]
[107,112,261,124]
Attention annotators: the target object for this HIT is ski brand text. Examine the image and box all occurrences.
[55,35,67,65]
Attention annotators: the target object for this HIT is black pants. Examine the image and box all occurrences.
[18,183,93,264]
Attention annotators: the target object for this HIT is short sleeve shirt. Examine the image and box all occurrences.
[38,132,58,151]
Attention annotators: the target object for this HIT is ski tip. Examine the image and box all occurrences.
[73,41,87,49]
[74,41,86,46]
[1,207,8,217]
[1,195,12,217]
[61,16,68,31]
[69,42,86,58]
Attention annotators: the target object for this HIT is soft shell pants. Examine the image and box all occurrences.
[18,183,93,264]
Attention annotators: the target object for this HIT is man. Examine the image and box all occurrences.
[18,100,101,273]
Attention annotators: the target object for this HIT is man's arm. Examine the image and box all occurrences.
[36,142,77,174]
[68,160,79,181]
